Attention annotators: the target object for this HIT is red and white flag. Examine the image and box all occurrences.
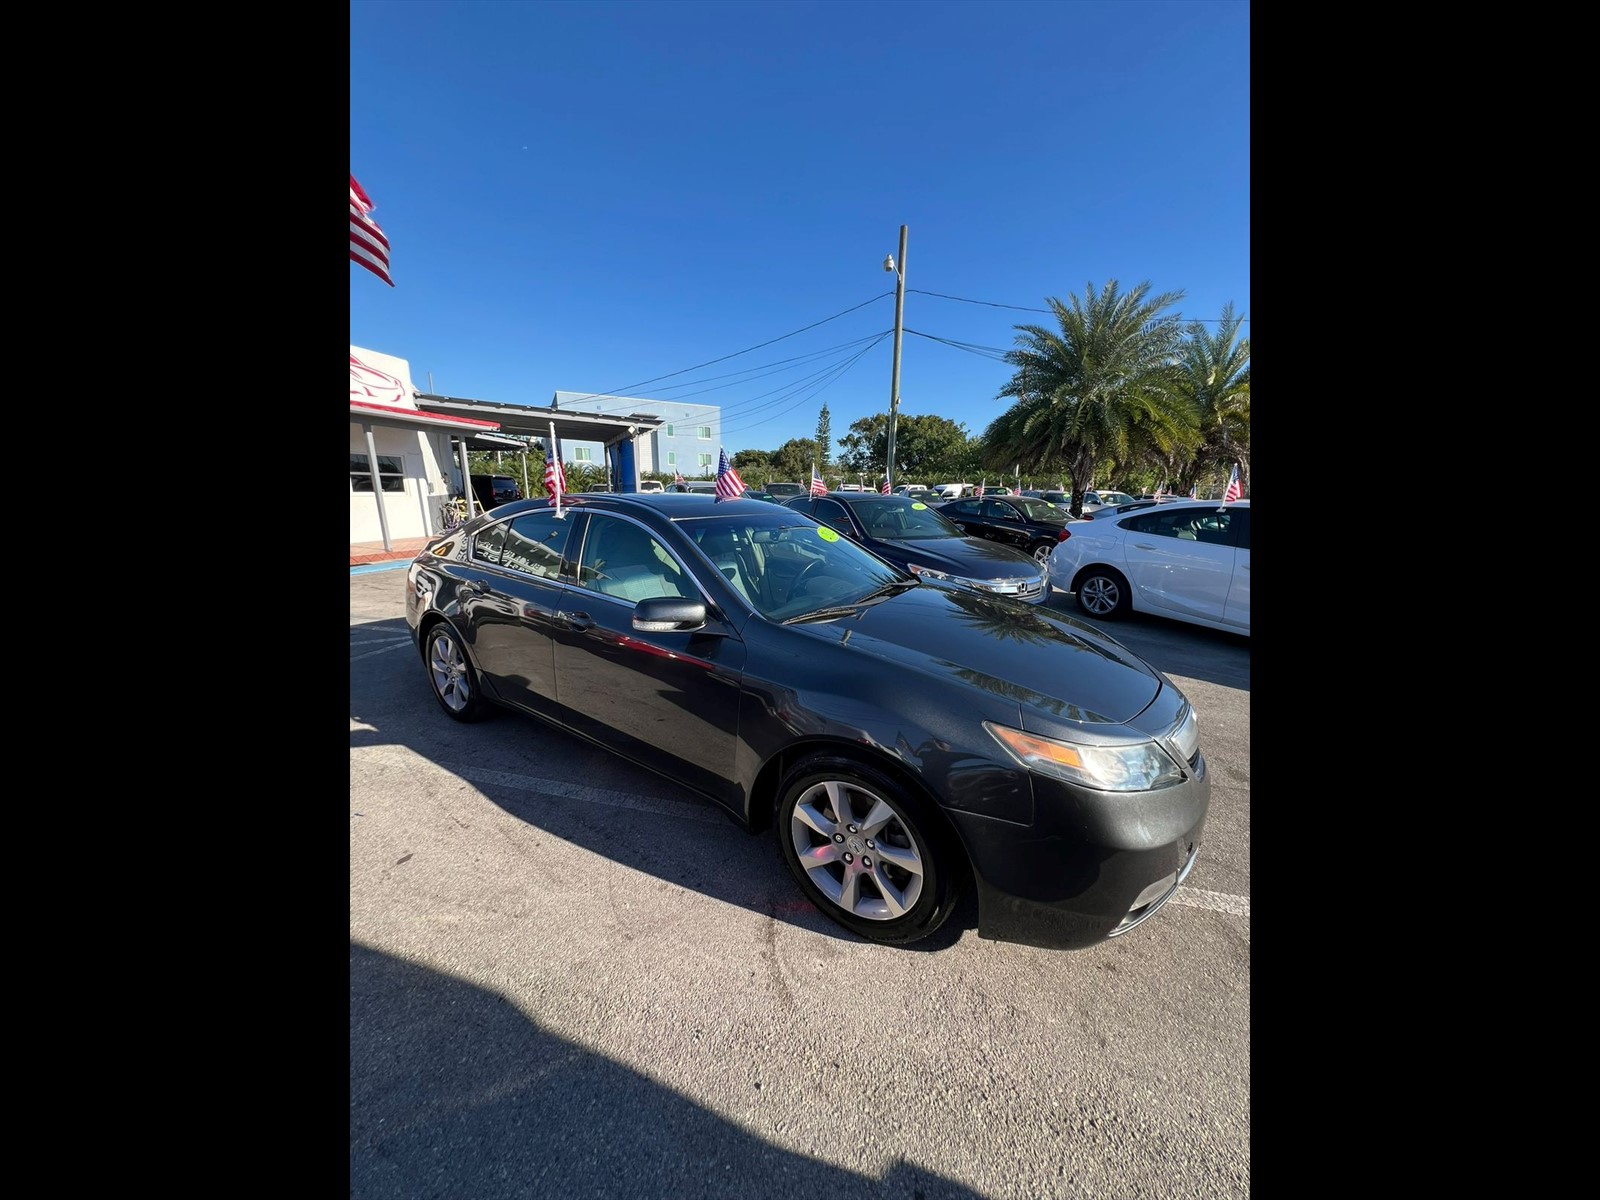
[810,464,827,496]
[545,423,568,516]
[350,175,394,287]
[715,449,746,501]
[674,469,686,486]
[880,476,892,494]
[1223,463,1243,504]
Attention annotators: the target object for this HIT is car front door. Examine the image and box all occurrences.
[1119,508,1238,624]
[548,512,748,811]
[1224,508,1249,630]
[977,499,1032,551]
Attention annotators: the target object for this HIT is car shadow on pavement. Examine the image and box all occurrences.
[351,942,988,1199]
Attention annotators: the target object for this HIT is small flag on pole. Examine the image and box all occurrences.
[715,448,746,501]
[674,468,686,488]
[880,476,892,495]
[1190,484,1198,500]
[350,175,394,287]
[545,422,567,517]
[810,463,827,496]
[1223,463,1243,504]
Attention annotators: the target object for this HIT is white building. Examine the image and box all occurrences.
[349,346,515,547]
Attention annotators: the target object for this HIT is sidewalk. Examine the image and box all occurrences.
[350,535,436,567]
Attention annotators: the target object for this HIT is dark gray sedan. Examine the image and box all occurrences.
[405,493,1209,951]
[781,492,1048,603]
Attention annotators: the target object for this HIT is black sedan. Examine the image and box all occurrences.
[935,495,1078,564]
[404,493,1208,951]
[781,491,1047,604]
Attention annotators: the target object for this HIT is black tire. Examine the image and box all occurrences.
[1074,566,1132,619]
[421,620,492,722]
[1028,539,1055,566]
[775,753,955,945]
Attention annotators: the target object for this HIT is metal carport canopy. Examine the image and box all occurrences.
[415,393,664,445]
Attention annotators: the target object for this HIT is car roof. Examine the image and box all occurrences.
[500,492,794,523]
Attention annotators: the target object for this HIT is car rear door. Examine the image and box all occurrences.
[458,511,577,715]
[1224,507,1249,630]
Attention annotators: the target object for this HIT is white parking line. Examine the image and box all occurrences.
[351,642,414,662]
[350,636,411,647]
[1169,887,1250,917]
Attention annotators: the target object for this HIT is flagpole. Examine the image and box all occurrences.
[549,421,563,519]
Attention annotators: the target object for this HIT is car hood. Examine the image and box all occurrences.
[789,584,1161,724]
[868,535,1039,577]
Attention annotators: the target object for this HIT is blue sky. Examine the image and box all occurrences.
[350,0,1249,458]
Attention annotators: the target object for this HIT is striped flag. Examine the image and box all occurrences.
[1190,484,1198,500]
[544,422,567,517]
[810,464,827,496]
[1223,463,1243,503]
[673,469,686,487]
[350,175,394,287]
[880,476,891,494]
[715,448,746,501]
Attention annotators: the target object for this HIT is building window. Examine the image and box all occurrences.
[351,453,404,493]
[697,426,711,439]
[665,425,674,437]
[574,447,593,462]
[698,453,713,471]
[666,451,677,466]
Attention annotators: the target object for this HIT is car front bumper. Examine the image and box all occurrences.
[947,756,1210,950]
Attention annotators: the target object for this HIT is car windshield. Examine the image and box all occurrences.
[683,509,910,622]
[849,497,964,540]
[1010,498,1066,521]
[1097,492,1136,505]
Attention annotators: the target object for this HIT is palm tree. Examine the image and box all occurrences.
[1174,302,1250,496]
[985,280,1196,515]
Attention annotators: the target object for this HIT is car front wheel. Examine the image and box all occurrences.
[775,754,955,944]
[1075,567,1131,619]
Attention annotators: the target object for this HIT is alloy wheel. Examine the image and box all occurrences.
[788,779,925,919]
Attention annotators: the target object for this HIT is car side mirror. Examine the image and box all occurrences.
[633,597,708,632]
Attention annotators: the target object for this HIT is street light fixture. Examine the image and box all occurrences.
[884,225,907,491]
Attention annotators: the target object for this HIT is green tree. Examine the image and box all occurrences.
[731,448,774,486]
[836,412,973,481]
[814,403,833,474]
[1174,302,1250,497]
[770,437,819,482]
[985,280,1196,515]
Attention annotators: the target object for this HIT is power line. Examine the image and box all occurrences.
[905,328,1012,362]
[718,333,890,439]
[907,288,1247,323]
[554,290,895,412]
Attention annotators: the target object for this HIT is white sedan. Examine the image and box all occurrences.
[1048,500,1250,636]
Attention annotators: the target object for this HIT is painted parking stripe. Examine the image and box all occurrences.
[351,642,414,662]
[1169,888,1250,917]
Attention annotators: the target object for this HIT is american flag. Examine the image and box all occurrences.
[674,469,686,487]
[1223,463,1243,503]
[1190,484,1199,500]
[810,464,827,496]
[350,175,394,287]
[544,450,567,503]
[715,448,746,501]
[880,477,892,494]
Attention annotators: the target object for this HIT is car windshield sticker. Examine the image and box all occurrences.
[816,527,839,542]
[911,502,927,510]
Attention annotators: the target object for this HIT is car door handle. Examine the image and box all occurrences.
[464,579,490,594]
[557,610,594,630]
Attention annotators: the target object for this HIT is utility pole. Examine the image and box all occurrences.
[885,224,907,490]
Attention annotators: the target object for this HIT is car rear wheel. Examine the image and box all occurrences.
[1075,567,1131,619]
[1029,539,1055,565]
[423,621,492,722]
[775,754,954,944]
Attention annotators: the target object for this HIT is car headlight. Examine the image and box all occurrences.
[905,563,953,582]
[983,721,1184,792]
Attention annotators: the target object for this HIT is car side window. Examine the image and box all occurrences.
[1232,509,1249,551]
[813,498,854,534]
[982,499,1014,520]
[947,501,977,517]
[471,521,510,566]
[574,514,694,603]
[786,497,815,517]
[500,513,571,579]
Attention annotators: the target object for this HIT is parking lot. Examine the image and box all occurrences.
[350,566,1250,1199]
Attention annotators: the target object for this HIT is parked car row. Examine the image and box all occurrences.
[405,491,1210,952]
